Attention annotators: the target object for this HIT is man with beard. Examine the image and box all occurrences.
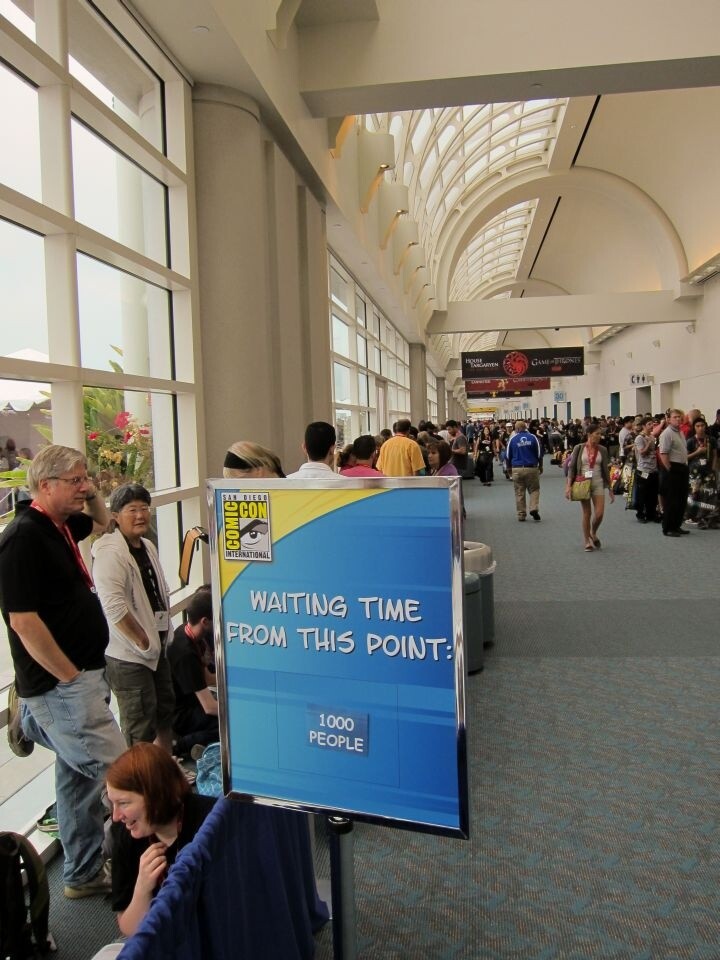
[167,586,219,758]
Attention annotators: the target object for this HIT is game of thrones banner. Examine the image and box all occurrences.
[461,348,584,380]
[208,478,469,838]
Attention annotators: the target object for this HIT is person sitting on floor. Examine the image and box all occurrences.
[107,742,216,936]
[167,586,219,759]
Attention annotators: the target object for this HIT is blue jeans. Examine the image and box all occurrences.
[21,668,126,887]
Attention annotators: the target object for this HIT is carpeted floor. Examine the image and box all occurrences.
[313,466,720,959]
[46,465,720,958]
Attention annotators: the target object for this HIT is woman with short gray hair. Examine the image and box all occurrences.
[92,483,174,753]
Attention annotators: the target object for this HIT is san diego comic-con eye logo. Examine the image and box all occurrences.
[502,351,529,377]
[222,491,273,562]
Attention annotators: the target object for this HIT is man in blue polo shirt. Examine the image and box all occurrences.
[506,421,543,522]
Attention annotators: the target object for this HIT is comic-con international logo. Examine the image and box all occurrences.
[222,492,272,562]
[502,351,529,377]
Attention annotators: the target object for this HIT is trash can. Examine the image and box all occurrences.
[464,541,496,650]
[463,571,484,674]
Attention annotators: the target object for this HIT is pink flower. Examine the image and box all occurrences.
[88,432,99,441]
[114,411,131,429]
[123,431,133,443]
[139,427,150,436]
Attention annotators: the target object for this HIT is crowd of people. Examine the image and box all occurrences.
[1,407,717,936]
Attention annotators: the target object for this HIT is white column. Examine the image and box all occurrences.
[408,343,427,426]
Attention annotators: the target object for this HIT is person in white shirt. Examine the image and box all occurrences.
[286,422,341,480]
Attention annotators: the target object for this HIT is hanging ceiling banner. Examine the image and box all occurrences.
[467,390,532,399]
[461,348,584,379]
[208,478,469,839]
[464,377,550,393]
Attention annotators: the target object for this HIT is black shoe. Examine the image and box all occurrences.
[636,517,647,524]
[7,682,34,757]
[677,528,690,535]
[663,530,681,537]
[530,510,541,522]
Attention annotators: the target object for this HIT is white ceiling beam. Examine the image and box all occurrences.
[428,290,697,335]
[298,0,720,115]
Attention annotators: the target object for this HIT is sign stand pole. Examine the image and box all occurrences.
[327,816,357,960]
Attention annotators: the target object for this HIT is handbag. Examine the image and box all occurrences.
[571,476,592,501]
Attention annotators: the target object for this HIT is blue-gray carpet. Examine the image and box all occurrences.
[314,465,720,959]
[46,466,720,958]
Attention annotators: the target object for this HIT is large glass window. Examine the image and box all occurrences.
[68,0,164,151]
[334,409,352,447]
[333,363,351,405]
[72,119,168,264]
[78,255,172,378]
[355,294,366,327]
[83,386,177,496]
[1,220,48,358]
[0,380,51,466]
[332,315,351,358]
[0,0,198,835]
[329,253,410,435]
[330,266,349,311]
[0,63,41,200]
[0,0,35,39]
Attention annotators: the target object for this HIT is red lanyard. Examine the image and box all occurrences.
[31,501,95,590]
[585,444,599,471]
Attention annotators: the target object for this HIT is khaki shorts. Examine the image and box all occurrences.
[105,653,175,745]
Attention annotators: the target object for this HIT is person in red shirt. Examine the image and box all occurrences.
[340,435,384,477]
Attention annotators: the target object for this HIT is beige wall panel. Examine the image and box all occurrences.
[577,89,720,272]
[532,192,663,294]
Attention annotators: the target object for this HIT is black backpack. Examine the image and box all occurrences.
[0,832,51,959]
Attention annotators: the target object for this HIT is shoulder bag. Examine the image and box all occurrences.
[570,445,591,500]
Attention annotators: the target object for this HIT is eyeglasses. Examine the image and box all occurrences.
[121,505,151,516]
[49,475,90,487]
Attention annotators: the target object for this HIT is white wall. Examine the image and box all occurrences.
[531,276,720,418]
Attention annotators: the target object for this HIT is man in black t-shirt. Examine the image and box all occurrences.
[167,586,219,757]
[0,445,126,899]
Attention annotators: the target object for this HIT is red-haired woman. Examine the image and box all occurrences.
[106,742,216,936]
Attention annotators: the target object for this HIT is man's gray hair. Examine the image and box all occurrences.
[27,445,87,496]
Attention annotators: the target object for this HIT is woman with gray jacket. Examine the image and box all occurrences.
[92,483,174,751]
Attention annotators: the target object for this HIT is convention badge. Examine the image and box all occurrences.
[155,610,170,631]
[584,470,594,478]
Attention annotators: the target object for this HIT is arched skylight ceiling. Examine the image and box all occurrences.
[365,99,565,279]
[450,200,537,301]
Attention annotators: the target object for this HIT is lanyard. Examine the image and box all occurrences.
[585,444,599,471]
[31,501,95,590]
